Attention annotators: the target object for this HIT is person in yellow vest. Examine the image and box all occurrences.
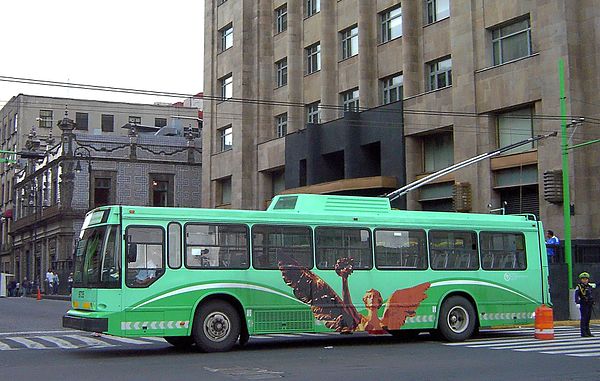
[575,272,595,337]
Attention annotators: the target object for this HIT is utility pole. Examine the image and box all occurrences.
[558,58,573,288]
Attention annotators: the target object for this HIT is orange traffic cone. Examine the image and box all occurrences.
[37,287,42,301]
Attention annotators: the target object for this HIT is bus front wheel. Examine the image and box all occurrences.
[437,296,476,342]
[193,300,241,352]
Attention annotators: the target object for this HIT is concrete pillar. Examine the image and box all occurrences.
[320,0,338,122]
[402,1,421,97]
[287,0,304,132]
[358,0,377,108]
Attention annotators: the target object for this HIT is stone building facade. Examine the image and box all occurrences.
[0,94,200,274]
[9,128,201,293]
[203,0,600,245]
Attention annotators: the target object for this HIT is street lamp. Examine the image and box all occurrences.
[74,146,92,174]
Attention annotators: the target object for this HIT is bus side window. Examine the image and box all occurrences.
[429,230,479,270]
[168,223,182,269]
[185,224,249,269]
[125,226,165,288]
[480,232,527,271]
[315,227,372,270]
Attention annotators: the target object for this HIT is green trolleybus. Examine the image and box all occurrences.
[63,194,551,352]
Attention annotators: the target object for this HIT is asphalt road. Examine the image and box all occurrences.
[1,297,600,381]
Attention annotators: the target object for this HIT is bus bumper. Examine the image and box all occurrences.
[63,314,108,333]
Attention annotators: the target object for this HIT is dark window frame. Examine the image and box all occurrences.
[184,222,250,270]
[149,173,174,207]
[125,225,166,288]
[429,229,480,271]
[75,112,89,130]
[480,231,528,271]
[167,222,182,269]
[315,226,373,271]
[252,224,314,270]
[374,228,429,270]
[101,114,114,132]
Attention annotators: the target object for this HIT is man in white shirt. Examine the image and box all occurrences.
[45,269,54,295]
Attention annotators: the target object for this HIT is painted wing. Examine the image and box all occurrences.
[278,259,361,332]
[381,282,431,330]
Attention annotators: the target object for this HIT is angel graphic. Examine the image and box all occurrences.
[278,256,431,334]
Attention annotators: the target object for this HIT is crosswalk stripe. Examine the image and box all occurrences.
[64,334,113,348]
[140,337,166,343]
[541,345,600,355]
[513,341,600,352]
[36,336,79,349]
[568,351,600,357]
[269,333,301,338]
[467,337,600,348]
[98,335,153,345]
[297,333,329,337]
[7,337,46,349]
[0,341,17,350]
[250,335,274,339]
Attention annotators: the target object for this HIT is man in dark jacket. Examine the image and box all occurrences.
[575,272,595,337]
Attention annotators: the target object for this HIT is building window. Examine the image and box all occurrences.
[306,101,320,123]
[101,114,114,132]
[340,25,358,59]
[381,73,403,104]
[75,112,89,130]
[275,58,288,88]
[426,0,450,24]
[341,88,360,112]
[492,18,532,65]
[275,4,288,34]
[39,110,53,128]
[305,43,321,74]
[220,23,233,52]
[428,57,452,90]
[276,113,287,138]
[219,125,233,151]
[155,118,167,128]
[497,107,534,154]
[220,74,233,100]
[423,131,453,172]
[380,5,402,43]
[150,174,173,207]
[129,116,142,125]
[92,177,112,209]
[218,177,232,205]
[305,0,320,17]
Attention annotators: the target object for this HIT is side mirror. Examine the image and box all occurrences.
[126,242,138,263]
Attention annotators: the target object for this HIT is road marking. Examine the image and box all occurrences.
[0,330,80,337]
[250,335,275,340]
[64,334,114,348]
[97,335,153,345]
[269,333,301,338]
[36,336,79,349]
[541,345,600,355]
[297,333,329,337]
[141,337,166,343]
[568,351,600,357]
[0,341,17,350]
[6,337,46,349]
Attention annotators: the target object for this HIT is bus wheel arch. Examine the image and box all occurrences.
[191,293,248,351]
[436,292,479,342]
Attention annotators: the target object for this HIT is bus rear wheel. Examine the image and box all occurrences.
[164,336,194,349]
[192,300,241,352]
[438,296,476,342]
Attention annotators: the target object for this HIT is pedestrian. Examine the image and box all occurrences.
[68,273,74,294]
[46,269,54,295]
[20,277,30,297]
[53,271,60,295]
[545,230,560,264]
[7,279,16,297]
[15,280,20,297]
[575,272,595,337]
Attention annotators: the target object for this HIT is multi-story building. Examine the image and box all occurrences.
[203,0,600,248]
[0,94,201,275]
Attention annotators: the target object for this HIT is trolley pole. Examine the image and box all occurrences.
[558,59,573,288]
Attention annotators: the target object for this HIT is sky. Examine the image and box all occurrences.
[0,0,204,107]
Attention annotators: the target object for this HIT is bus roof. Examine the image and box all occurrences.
[92,194,538,230]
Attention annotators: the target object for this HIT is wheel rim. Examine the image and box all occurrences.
[203,311,231,342]
[447,306,469,334]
